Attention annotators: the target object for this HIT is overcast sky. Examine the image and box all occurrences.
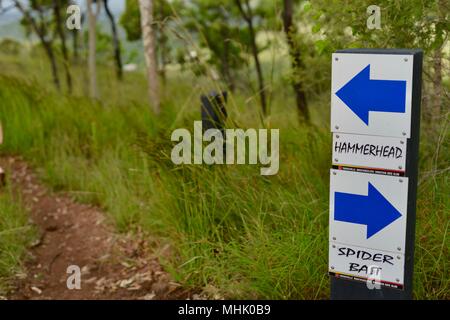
[0,0,126,23]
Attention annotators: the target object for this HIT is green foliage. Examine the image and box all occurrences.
[182,1,247,87]
[78,26,119,63]
[18,0,71,37]
[120,0,142,41]
[120,0,177,41]
[120,0,179,69]
[308,0,449,53]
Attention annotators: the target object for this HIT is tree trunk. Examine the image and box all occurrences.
[235,0,267,116]
[72,13,85,63]
[222,35,235,92]
[283,0,309,123]
[247,19,267,116]
[43,42,61,90]
[159,43,167,87]
[432,0,445,120]
[12,0,60,90]
[432,49,443,120]
[53,0,73,93]
[87,0,101,99]
[72,29,79,62]
[139,0,160,114]
[154,1,167,89]
[103,0,123,80]
[157,33,168,87]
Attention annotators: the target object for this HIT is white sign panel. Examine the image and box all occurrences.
[329,169,409,287]
[329,242,404,289]
[332,133,407,173]
[331,53,413,138]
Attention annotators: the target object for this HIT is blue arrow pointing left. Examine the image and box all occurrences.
[335,64,407,125]
[334,183,402,239]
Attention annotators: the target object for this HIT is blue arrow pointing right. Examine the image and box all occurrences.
[334,183,402,239]
[335,64,407,125]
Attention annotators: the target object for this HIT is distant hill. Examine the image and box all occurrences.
[0,2,145,67]
[0,21,25,40]
[0,0,125,38]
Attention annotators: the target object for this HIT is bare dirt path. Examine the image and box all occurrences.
[1,156,191,300]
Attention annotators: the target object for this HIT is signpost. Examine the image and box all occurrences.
[201,91,228,132]
[201,91,228,158]
[329,49,423,299]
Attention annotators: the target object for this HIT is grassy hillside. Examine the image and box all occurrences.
[0,46,448,299]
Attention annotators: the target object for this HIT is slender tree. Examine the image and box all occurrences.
[53,0,73,93]
[235,0,267,115]
[154,0,173,86]
[282,0,309,123]
[12,0,60,90]
[103,0,123,80]
[121,0,177,88]
[139,0,160,114]
[432,0,447,119]
[86,0,101,99]
[71,19,80,63]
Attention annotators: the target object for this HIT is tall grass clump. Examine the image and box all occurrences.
[0,182,36,296]
[0,70,448,299]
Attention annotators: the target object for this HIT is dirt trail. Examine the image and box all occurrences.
[1,156,190,300]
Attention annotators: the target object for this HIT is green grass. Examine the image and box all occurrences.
[0,182,36,296]
[0,50,448,299]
